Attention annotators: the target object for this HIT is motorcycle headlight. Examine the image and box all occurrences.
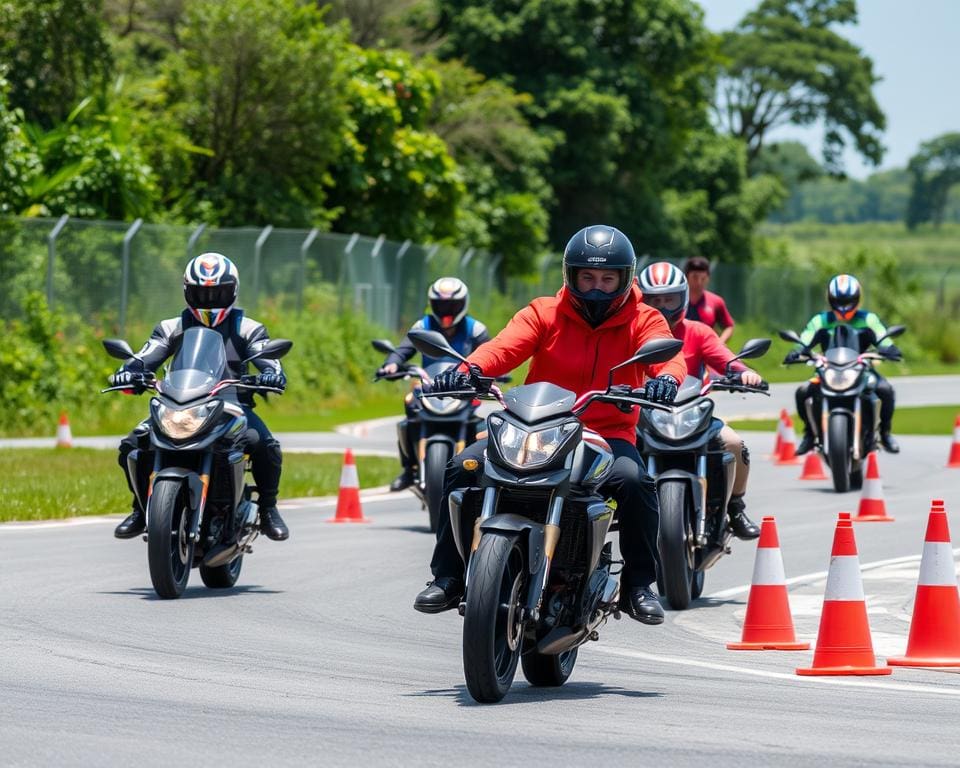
[153,400,217,440]
[422,395,464,415]
[823,367,860,391]
[489,417,579,469]
[648,401,713,441]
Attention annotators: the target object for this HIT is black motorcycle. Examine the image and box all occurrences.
[637,339,771,610]
[408,328,682,703]
[372,339,484,533]
[103,326,292,599]
[779,324,904,493]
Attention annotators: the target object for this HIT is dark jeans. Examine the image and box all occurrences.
[430,437,661,589]
[118,406,282,510]
[795,376,895,437]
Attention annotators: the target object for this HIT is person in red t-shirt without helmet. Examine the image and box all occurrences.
[414,225,687,625]
[639,261,762,540]
[683,256,734,344]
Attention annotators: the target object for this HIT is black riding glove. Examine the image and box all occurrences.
[643,375,679,404]
[881,344,902,361]
[109,370,154,393]
[783,349,803,364]
[431,364,481,393]
[255,371,287,391]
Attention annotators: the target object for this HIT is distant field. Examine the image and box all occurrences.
[728,404,960,436]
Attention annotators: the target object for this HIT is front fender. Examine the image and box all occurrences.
[655,469,703,522]
[150,467,203,512]
[479,513,545,575]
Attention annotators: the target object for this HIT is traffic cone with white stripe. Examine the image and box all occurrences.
[327,448,370,523]
[727,517,809,651]
[888,500,960,667]
[55,411,73,448]
[775,414,801,465]
[770,409,787,461]
[948,415,960,468]
[796,515,891,676]
[851,452,893,522]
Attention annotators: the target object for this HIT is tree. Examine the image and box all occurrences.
[163,0,351,226]
[906,133,960,229]
[0,0,114,127]
[715,0,885,173]
[751,140,823,191]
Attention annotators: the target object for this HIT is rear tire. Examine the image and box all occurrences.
[147,481,194,599]
[424,443,451,534]
[657,481,693,610]
[521,648,578,687]
[828,413,851,493]
[200,555,243,589]
[462,533,526,703]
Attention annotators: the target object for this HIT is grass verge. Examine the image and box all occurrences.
[727,404,960,436]
[1,449,397,523]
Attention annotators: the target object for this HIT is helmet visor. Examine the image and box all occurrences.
[643,292,685,312]
[431,299,466,319]
[186,283,236,310]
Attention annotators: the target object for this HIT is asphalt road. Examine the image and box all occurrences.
[2,434,960,766]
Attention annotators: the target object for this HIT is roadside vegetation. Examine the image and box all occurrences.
[727,405,960,436]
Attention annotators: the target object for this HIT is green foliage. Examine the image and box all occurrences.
[906,132,960,229]
[716,0,885,172]
[751,141,824,190]
[773,169,911,223]
[0,0,113,127]
[164,0,351,226]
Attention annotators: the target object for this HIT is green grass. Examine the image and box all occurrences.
[727,404,960,435]
[0,448,397,523]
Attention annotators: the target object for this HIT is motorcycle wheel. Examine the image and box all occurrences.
[850,463,864,491]
[828,413,852,493]
[424,442,451,534]
[462,533,525,703]
[147,481,195,599]
[691,569,705,600]
[521,647,578,688]
[657,481,694,610]
[200,555,243,589]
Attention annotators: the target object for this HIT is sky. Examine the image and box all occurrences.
[698,0,960,178]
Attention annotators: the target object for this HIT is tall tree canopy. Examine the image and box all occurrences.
[715,0,885,173]
[906,133,960,229]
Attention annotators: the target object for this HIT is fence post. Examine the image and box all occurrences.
[340,233,360,317]
[119,218,143,337]
[298,227,319,315]
[539,252,555,294]
[487,254,503,295]
[252,224,273,310]
[459,247,475,271]
[393,239,412,330]
[46,214,69,308]
[186,223,206,259]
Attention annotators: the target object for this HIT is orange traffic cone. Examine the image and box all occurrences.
[948,415,960,468]
[55,411,73,448]
[771,409,787,461]
[798,451,827,480]
[796,515,891,676]
[327,448,370,523]
[888,500,960,667]
[851,452,894,522]
[776,414,801,465]
[727,517,809,651]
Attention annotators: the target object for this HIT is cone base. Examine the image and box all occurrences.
[796,665,892,676]
[799,474,827,481]
[850,514,895,523]
[727,641,810,651]
[887,656,960,667]
[326,517,370,523]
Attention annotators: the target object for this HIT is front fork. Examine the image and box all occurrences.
[146,450,212,543]
[647,454,709,546]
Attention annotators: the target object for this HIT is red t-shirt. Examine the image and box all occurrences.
[686,290,734,332]
[672,319,746,379]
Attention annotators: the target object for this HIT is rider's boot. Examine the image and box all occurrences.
[619,584,665,625]
[414,577,464,613]
[114,503,146,539]
[795,431,815,456]
[390,466,416,492]
[727,495,760,540]
[259,506,289,541]
[880,431,900,454]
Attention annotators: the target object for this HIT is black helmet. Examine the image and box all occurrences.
[562,225,637,326]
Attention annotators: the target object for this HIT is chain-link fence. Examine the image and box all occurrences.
[2,216,958,337]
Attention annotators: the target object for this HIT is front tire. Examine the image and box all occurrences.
[424,442,451,534]
[462,533,526,703]
[147,481,195,599]
[521,647,578,687]
[828,413,852,493]
[657,481,694,610]
[200,555,243,589]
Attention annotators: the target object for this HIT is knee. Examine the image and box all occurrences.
[265,439,282,467]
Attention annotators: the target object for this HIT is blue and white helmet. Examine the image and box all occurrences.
[183,253,239,327]
[827,274,861,321]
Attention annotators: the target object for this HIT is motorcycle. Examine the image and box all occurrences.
[371,339,485,533]
[102,326,292,599]
[779,324,904,493]
[408,328,683,703]
[637,339,771,611]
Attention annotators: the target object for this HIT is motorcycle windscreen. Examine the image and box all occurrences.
[164,326,228,400]
[826,324,861,352]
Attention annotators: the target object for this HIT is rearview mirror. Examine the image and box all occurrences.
[102,338,135,360]
[409,329,467,364]
[881,324,906,341]
[733,338,771,361]
[371,339,396,355]
[777,329,801,345]
[243,339,293,364]
[608,338,683,386]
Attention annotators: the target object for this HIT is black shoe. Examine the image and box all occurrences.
[114,507,145,539]
[727,496,760,540]
[880,432,900,454]
[414,577,464,614]
[619,585,664,625]
[259,506,289,541]
[390,468,415,492]
[795,432,815,456]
